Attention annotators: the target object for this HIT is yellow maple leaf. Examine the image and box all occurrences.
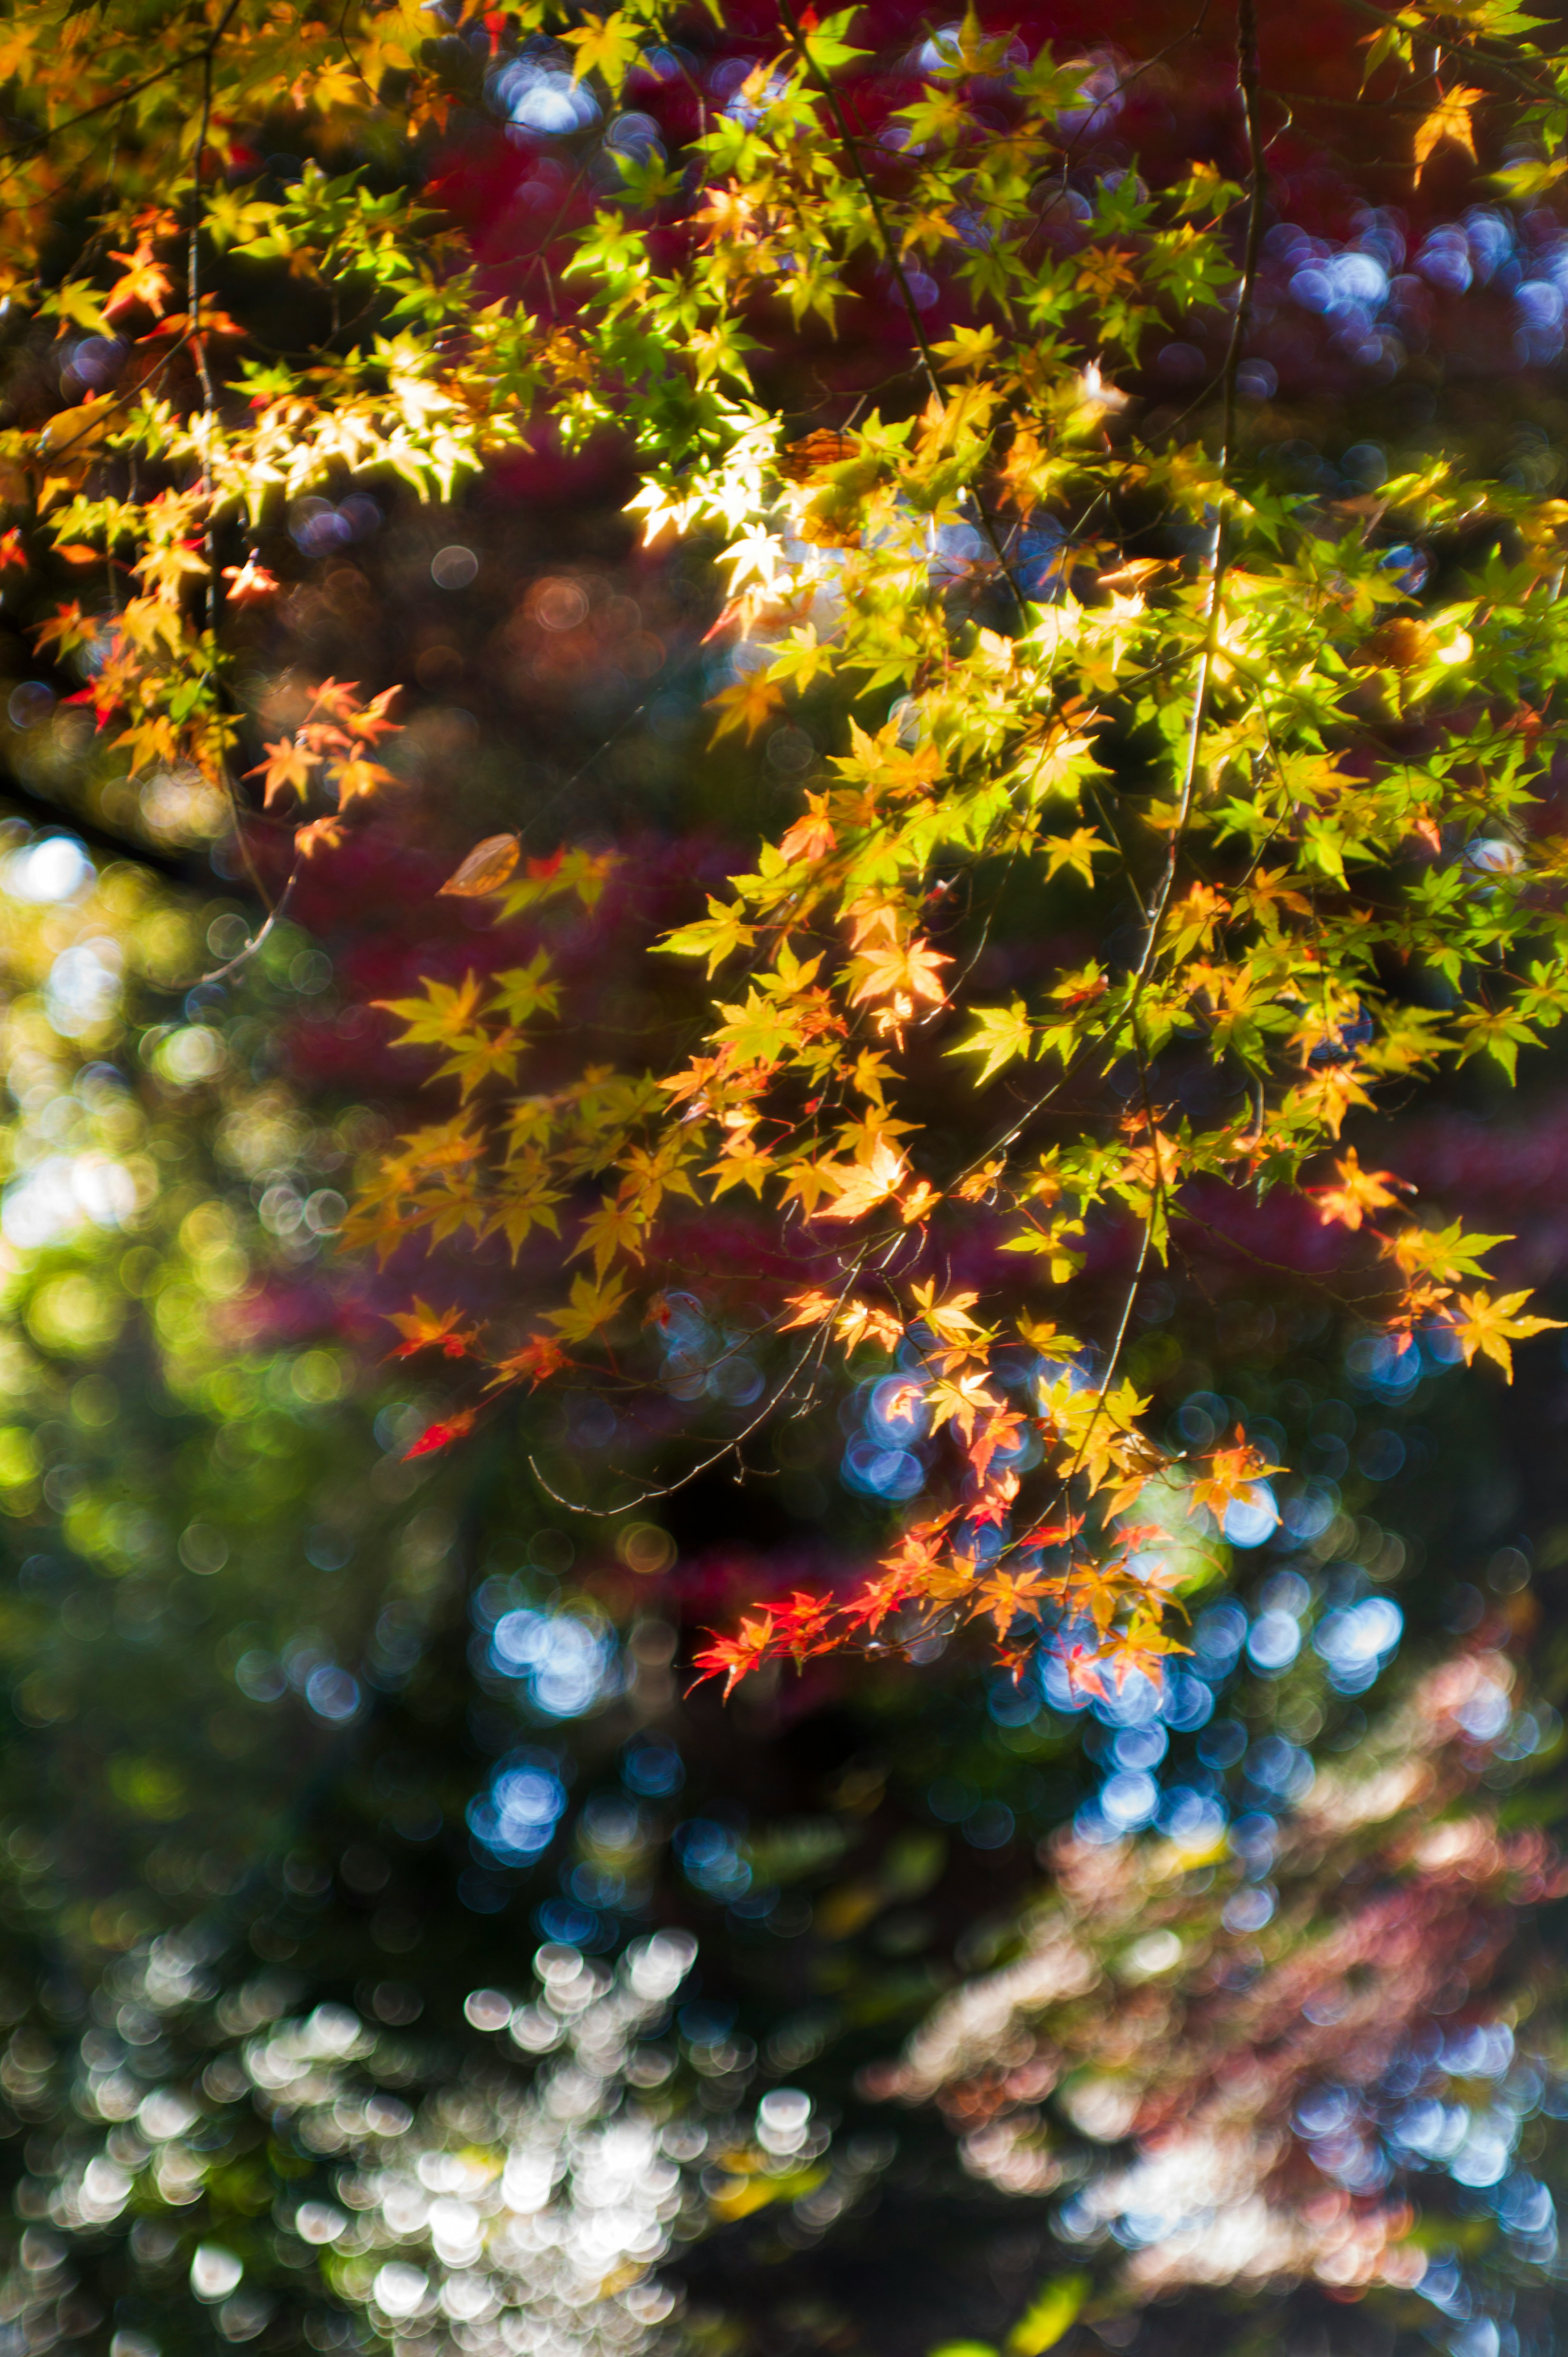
[1448,1288,1565,1381]
[707,674,785,744]
[1413,85,1484,183]
[1307,1146,1410,1232]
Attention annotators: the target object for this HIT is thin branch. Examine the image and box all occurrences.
[1128,0,1268,1003]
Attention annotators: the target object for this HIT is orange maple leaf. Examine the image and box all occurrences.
[222,555,283,607]
[1188,1429,1283,1516]
[347,684,404,745]
[307,676,363,724]
[335,754,398,807]
[296,814,348,859]
[387,1299,480,1360]
[105,237,172,319]
[779,793,836,864]
[486,1333,570,1389]
[245,735,316,807]
[1307,1145,1410,1232]
[780,1287,837,1331]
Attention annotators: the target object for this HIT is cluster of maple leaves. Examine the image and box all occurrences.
[6,0,1568,1694]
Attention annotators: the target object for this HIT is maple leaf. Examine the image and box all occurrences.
[778,793,836,864]
[660,896,757,976]
[347,685,404,746]
[388,1299,481,1360]
[439,833,520,898]
[849,936,951,1010]
[780,1288,836,1332]
[486,1333,569,1389]
[1020,1513,1084,1551]
[768,1590,838,1660]
[296,814,348,860]
[927,1368,1001,1443]
[968,1408,1028,1484]
[335,754,398,808]
[689,1611,776,1699]
[561,9,645,94]
[405,1409,476,1460]
[307,677,363,724]
[374,972,486,1050]
[1448,1288,1565,1381]
[222,555,282,607]
[1307,1146,1411,1232]
[900,1178,942,1224]
[977,1566,1054,1635]
[245,735,316,807]
[815,1137,907,1222]
[908,1282,984,1349]
[950,1001,1032,1086]
[837,1299,905,1353]
[707,673,785,744]
[1057,1643,1110,1703]
[1413,85,1484,183]
[1188,1429,1284,1516]
[544,1271,632,1342]
[104,236,172,319]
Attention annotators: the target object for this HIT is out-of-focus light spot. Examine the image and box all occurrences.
[463,1988,512,2031]
[1225,1481,1278,1548]
[673,1818,751,1900]
[1099,1770,1158,1833]
[757,2088,811,2155]
[7,834,89,901]
[1283,1478,1339,1540]
[1247,1607,1301,1672]
[305,1664,361,1722]
[7,682,55,730]
[467,1752,566,1863]
[1123,1929,1182,1978]
[841,1438,924,1500]
[491,1607,617,1717]
[626,1927,697,2000]
[372,2264,429,2320]
[192,2246,243,2302]
[1449,2112,1517,2188]
[963,1800,1014,1849]
[496,51,601,134]
[295,2203,347,2244]
[1222,1883,1275,1931]
[1158,1669,1214,1730]
[604,110,664,163]
[155,1026,225,1086]
[1113,1723,1167,1770]
[178,1522,228,1574]
[47,941,121,1035]
[617,1523,675,1575]
[528,576,590,630]
[2,1152,136,1247]
[1312,1596,1401,1692]
[431,544,478,590]
[1192,1599,1247,1676]
[622,1735,683,1797]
